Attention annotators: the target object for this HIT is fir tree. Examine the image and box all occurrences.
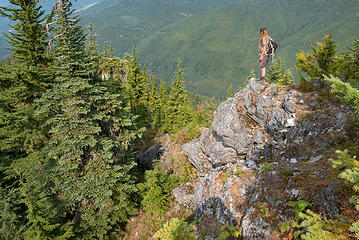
[0,0,50,158]
[0,1,51,237]
[21,0,143,238]
[156,80,168,129]
[337,40,359,86]
[296,33,338,82]
[125,47,147,116]
[165,59,194,133]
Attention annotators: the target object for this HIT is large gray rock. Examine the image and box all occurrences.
[199,128,239,167]
[172,183,194,207]
[182,138,211,172]
[180,77,351,239]
[212,96,252,155]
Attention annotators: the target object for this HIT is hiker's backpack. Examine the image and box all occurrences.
[267,38,278,56]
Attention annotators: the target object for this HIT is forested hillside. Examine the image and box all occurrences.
[79,0,246,56]
[137,0,359,98]
[1,0,358,99]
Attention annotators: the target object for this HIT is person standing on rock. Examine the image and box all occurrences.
[258,27,271,81]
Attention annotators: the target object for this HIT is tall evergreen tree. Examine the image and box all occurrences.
[155,80,168,129]
[125,47,147,116]
[165,59,194,133]
[12,0,143,238]
[0,0,50,160]
[0,0,54,238]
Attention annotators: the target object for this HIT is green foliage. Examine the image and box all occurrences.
[227,84,233,98]
[288,198,313,222]
[325,75,359,110]
[153,218,196,240]
[280,220,300,234]
[299,210,347,240]
[163,59,196,134]
[218,224,241,240]
[247,69,256,81]
[0,0,53,237]
[0,186,25,239]
[259,162,273,172]
[179,161,197,183]
[138,168,180,216]
[336,40,359,86]
[267,57,293,86]
[296,33,338,82]
[330,150,359,238]
[259,205,270,218]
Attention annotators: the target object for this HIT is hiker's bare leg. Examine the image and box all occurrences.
[261,67,266,80]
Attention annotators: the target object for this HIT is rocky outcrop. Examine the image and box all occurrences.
[176,78,354,239]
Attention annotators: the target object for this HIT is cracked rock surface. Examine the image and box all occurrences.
[176,78,356,239]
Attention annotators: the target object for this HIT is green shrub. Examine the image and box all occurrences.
[296,33,338,82]
[153,218,196,240]
[330,150,359,238]
[299,210,347,240]
[218,224,240,240]
[267,57,293,86]
[288,198,313,222]
[138,168,180,216]
[325,75,359,110]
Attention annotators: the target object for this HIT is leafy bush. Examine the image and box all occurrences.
[298,210,347,240]
[288,198,313,222]
[153,218,196,240]
[336,40,359,86]
[296,34,338,82]
[330,150,359,238]
[325,75,359,110]
[218,224,241,240]
[267,57,293,86]
[138,168,180,216]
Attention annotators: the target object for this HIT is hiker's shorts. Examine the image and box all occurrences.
[260,55,269,68]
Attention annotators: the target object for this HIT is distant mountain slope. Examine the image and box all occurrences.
[79,0,246,56]
[137,0,359,98]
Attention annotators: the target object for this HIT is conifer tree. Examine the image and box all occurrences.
[125,47,147,116]
[0,0,50,159]
[20,0,143,238]
[165,59,194,133]
[148,78,160,128]
[0,0,57,238]
[103,42,108,57]
[156,80,168,129]
[109,41,114,58]
[296,34,338,82]
[337,40,359,86]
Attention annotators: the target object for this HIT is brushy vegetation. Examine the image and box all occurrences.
[138,167,180,216]
[267,57,293,86]
[330,150,359,238]
[296,33,359,239]
[153,218,197,240]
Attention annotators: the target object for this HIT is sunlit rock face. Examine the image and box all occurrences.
[176,78,352,239]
